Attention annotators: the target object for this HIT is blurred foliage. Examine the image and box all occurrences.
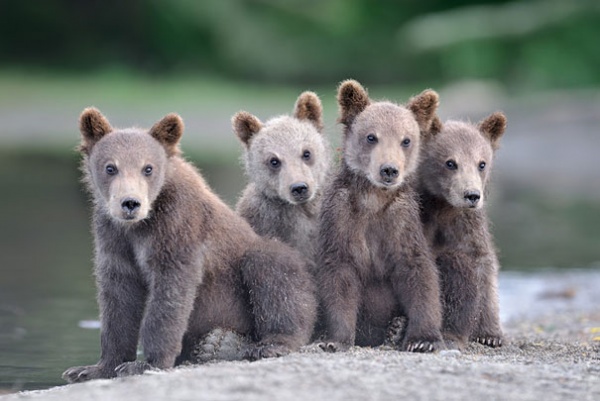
[1,0,599,90]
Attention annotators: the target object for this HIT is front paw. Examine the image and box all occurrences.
[317,341,350,353]
[403,337,444,353]
[474,335,503,348]
[62,364,113,383]
[244,344,291,361]
[115,361,158,377]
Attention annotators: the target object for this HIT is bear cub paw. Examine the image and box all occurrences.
[403,337,444,353]
[114,361,158,377]
[384,316,408,348]
[62,364,112,383]
[317,342,350,353]
[474,335,503,348]
[245,343,292,360]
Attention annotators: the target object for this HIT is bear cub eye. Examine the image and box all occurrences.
[143,165,153,176]
[401,138,411,148]
[366,134,378,144]
[106,164,118,175]
[269,157,281,169]
[302,150,311,161]
[478,161,486,171]
[445,160,457,170]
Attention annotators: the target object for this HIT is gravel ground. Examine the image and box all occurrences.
[2,269,599,401]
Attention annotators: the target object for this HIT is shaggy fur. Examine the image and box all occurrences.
[418,112,507,349]
[317,80,443,352]
[233,92,330,265]
[62,108,316,383]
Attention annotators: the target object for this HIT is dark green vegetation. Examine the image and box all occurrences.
[2,0,599,90]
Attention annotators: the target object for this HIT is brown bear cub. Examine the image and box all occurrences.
[417,113,507,350]
[232,92,329,265]
[317,80,444,352]
[62,108,316,383]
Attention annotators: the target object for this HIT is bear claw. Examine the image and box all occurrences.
[244,344,291,361]
[475,336,502,348]
[114,361,157,377]
[405,340,438,353]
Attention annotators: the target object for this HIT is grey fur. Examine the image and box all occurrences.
[233,91,330,265]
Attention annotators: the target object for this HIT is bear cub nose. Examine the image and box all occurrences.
[464,190,481,206]
[121,198,141,214]
[290,183,309,201]
[380,164,399,182]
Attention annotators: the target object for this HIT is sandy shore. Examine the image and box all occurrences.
[2,269,599,401]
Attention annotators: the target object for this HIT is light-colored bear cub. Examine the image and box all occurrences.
[232,91,330,265]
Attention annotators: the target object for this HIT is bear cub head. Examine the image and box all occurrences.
[232,91,328,205]
[337,79,439,189]
[419,112,507,209]
[78,107,184,223]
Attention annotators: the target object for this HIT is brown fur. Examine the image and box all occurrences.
[417,112,507,349]
[62,109,316,383]
[317,80,443,352]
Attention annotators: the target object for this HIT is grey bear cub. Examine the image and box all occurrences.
[62,108,316,383]
[317,80,444,352]
[233,91,330,266]
[417,113,507,349]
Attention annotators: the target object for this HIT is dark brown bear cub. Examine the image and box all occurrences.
[317,80,443,352]
[62,108,316,383]
[418,113,507,350]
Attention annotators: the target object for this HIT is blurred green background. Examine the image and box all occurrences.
[1,0,599,393]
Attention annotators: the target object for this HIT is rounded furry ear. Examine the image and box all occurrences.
[337,79,370,126]
[407,89,439,133]
[424,115,443,141]
[479,112,506,150]
[293,91,323,132]
[78,107,112,154]
[232,111,263,147]
[149,113,184,156]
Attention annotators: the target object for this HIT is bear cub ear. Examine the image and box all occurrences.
[337,79,370,126]
[478,112,507,150]
[294,91,324,132]
[79,107,113,154]
[149,113,184,156]
[407,89,440,134]
[232,111,263,147]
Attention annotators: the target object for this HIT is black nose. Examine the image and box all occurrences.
[290,183,309,199]
[464,190,481,206]
[290,182,308,200]
[121,198,141,213]
[380,164,399,180]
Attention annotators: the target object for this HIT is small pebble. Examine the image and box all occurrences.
[439,350,461,357]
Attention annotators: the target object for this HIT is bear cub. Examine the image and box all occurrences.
[417,113,507,349]
[317,80,443,352]
[62,108,316,383]
[233,91,329,265]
